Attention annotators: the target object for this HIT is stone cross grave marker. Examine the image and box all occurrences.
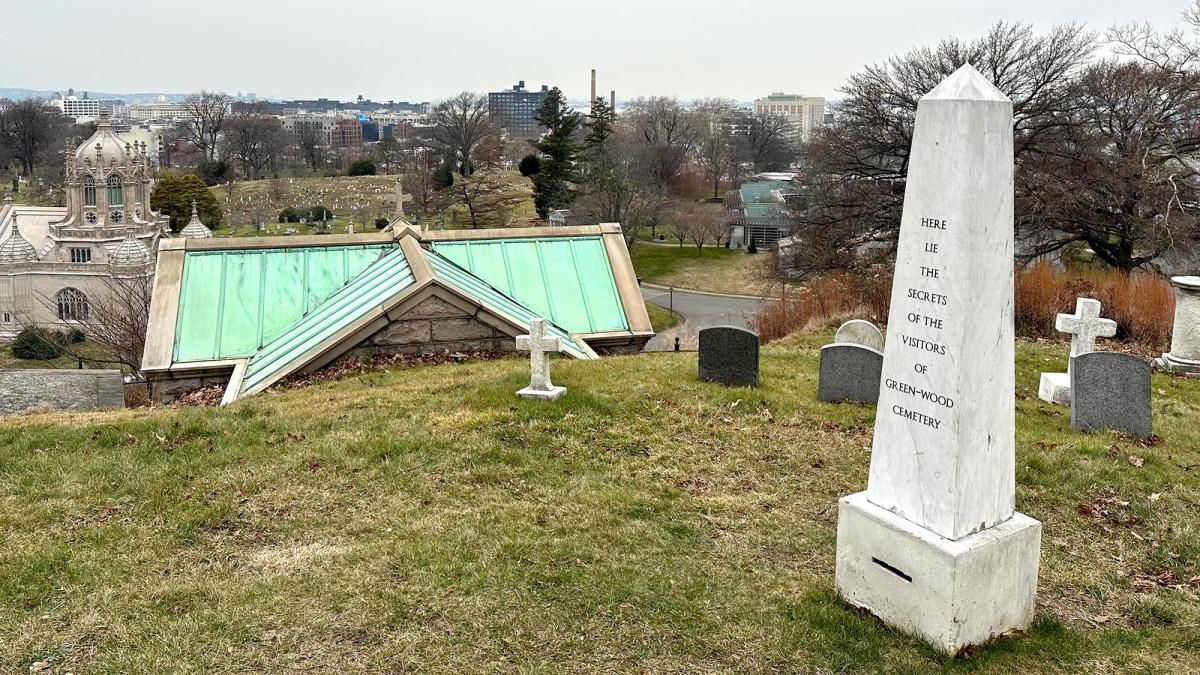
[834,64,1041,655]
[394,179,413,222]
[516,318,566,401]
[1157,276,1200,376]
[1070,352,1152,438]
[1038,297,1117,405]
[698,326,759,387]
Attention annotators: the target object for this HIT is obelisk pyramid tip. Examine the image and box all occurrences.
[923,63,1009,103]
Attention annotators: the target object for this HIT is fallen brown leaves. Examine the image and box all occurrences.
[1078,486,1143,528]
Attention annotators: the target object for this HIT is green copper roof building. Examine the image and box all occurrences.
[142,225,653,403]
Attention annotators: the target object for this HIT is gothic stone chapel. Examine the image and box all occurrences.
[0,112,213,337]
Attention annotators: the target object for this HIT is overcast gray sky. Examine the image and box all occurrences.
[6,0,1193,101]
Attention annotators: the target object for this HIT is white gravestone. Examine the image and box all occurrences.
[1157,276,1200,376]
[1038,298,1117,405]
[834,319,884,351]
[834,64,1041,655]
[516,319,567,401]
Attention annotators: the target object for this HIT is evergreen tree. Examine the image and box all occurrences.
[150,173,223,232]
[585,96,614,150]
[530,87,582,219]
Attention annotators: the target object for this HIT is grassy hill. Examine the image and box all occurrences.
[1,333,1197,673]
[208,173,537,237]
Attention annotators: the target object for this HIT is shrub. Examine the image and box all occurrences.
[1015,261,1173,349]
[64,328,85,344]
[307,205,333,222]
[755,271,891,343]
[747,240,759,254]
[756,262,1175,351]
[518,154,541,177]
[348,159,376,176]
[11,327,64,360]
[278,207,301,223]
[374,217,390,230]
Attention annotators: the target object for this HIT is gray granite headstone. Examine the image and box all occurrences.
[0,369,125,415]
[698,326,759,387]
[834,320,884,352]
[1070,352,1152,438]
[818,344,884,404]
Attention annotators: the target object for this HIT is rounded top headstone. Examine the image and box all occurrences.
[1170,275,1200,291]
[834,320,884,351]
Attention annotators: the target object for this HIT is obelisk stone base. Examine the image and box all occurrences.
[835,492,1041,655]
[1037,372,1071,405]
[517,385,566,401]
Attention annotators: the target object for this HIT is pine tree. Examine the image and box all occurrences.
[585,96,614,150]
[530,87,582,219]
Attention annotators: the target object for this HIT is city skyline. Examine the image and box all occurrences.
[6,0,1191,103]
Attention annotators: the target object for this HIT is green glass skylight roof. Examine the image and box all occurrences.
[430,237,628,335]
[424,248,592,360]
[173,244,394,362]
[239,248,415,395]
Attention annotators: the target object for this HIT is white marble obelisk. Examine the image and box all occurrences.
[834,64,1041,655]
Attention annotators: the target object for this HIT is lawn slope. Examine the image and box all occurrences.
[0,334,1197,673]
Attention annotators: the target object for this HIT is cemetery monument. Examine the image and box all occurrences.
[1157,276,1200,376]
[517,318,567,401]
[1038,298,1117,405]
[697,326,760,387]
[1071,352,1153,437]
[834,64,1041,655]
[819,320,884,404]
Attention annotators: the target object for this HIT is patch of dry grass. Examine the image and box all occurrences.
[0,337,1197,672]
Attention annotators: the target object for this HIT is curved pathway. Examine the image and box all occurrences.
[640,283,770,351]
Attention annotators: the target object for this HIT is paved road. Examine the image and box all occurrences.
[640,284,770,351]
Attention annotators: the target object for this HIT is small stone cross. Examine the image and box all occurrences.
[516,318,566,400]
[1057,297,1117,359]
[394,179,413,220]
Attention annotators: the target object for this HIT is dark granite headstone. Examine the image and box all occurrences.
[698,326,759,387]
[818,344,884,404]
[1070,352,1152,437]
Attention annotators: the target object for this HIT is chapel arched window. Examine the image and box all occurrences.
[107,174,124,206]
[83,176,96,207]
[56,287,90,321]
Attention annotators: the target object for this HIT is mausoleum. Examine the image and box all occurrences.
[142,223,652,402]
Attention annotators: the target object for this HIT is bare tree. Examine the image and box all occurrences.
[445,171,529,228]
[734,112,796,173]
[1109,0,1200,73]
[1019,59,1200,270]
[575,128,672,244]
[624,96,698,189]
[46,270,154,379]
[789,21,1095,276]
[293,124,326,173]
[692,98,737,199]
[178,91,232,162]
[670,200,728,254]
[431,92,499,176]
[222,105,286,180]
[0,99,70,175]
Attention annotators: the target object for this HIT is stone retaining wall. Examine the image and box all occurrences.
[0,369,126,415]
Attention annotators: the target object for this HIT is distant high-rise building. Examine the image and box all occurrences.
[51,89,121,122]
[488,81,550,138]
[752,93,826,141]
